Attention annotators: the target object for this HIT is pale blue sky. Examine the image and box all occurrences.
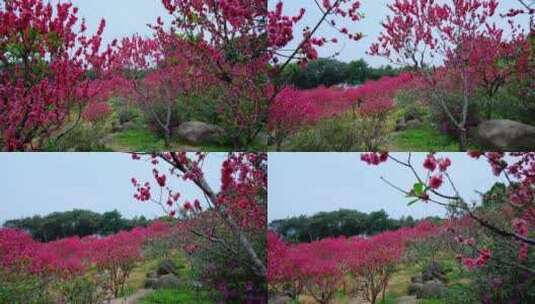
[40,1,530,67]
[0,153,224,224]
[268,153,506,222]
[274,0,530,66]
[50,0,172,45]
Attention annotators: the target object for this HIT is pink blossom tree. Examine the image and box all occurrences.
[0,0,113,151]
[131,152,267,282]
[362,152,535,281]
[369,0,528,150]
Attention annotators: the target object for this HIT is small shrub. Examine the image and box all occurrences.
[177,93,221,125]
[142,98,184,141]
[288,111,394,151]
[0,271,51,304]
[395,89,429,122]
[47,122,112,152]
[110,98,140,125]
[54,276,106,304]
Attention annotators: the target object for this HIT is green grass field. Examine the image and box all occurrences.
[387,125,460,152]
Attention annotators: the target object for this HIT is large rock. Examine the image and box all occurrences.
[422,261,446,282]
[416,280,447,299]
[408,282,424,296]
[157,259,178,276]
[144,278,158,289]
[146,271,158,279]
[176,121,225,145]
[476,119,535,150]
[153,274,182,289]
[410,275,423,284]
[269,295,292,304]
[396,117,407,131]
[256,132,270,146]
[405,118,422,129]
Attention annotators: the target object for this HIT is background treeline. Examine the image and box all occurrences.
[269,209,441,243]
[277,58,404,89]
[3,209,152,242]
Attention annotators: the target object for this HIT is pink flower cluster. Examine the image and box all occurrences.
[0,0,113,151]
[0,222,170,279]
[132,153,266,231]
[268,221,437,300]
[269,1,364,63]
[269,73,415,138]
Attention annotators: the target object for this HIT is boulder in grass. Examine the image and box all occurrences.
[270,295,293,304]
[416,279,447,299]
[157,259,178,276]
[176,121,225,145]
[476,119,535,151]
[396,117,407,131]
[405,118,422,129]
[153,274,182,289]
[144,278,158,289]
[408,282,424,295]
[422,261,446,282]
[410,275,423,284]
[146,271,158,279]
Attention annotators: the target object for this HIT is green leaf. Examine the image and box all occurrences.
[412,182,425,196]
[407,199,419,206]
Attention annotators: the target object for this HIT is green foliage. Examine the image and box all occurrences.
[142,98,185,140]
[3,209,150,242]
[395,89,429,122]
[110,97,140,125]
[140,288,213,304]
[186,219,266,302]
[112,125,232,152]
[277,58,403,89]
[482,81,535,125]
[53,276,106,304]
[113,126,169,151]
[390,125,460,151]
[345,59,370,84]
[287,114,361,151]
[46,121,113,152]
[0,271,51,304]
[177,93,221,125]
[269,209,419,243]
[287,111,394,151]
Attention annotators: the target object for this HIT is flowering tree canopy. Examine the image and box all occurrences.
[0,0,113,151]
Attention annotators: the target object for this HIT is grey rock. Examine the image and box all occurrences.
[405,118,422,129]
[408,282,424,295]
[410,275,423,284]
[191,280,204,289]
[269,295,292,304]
[157,259,178,276]
[122,121,136,130]
[422,261,446,282]
[146,271,158,279]
[176,121,225,145]
[256,132,270,146]
[396,117,407,131]
[476,119,535,151]
[416,279,447,299]
[99,133,116,146]
[153,274,182,289]
[144,278,157,289]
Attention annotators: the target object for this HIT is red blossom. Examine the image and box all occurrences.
[429,174,444,190]
[0,0,113,151]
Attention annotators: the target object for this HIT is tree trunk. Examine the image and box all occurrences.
[275,138,283,152]
[458,127,467,152]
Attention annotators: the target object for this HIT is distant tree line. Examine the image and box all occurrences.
[269,209,442,243]
[3,209,152,242]
[277,58,404,89]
